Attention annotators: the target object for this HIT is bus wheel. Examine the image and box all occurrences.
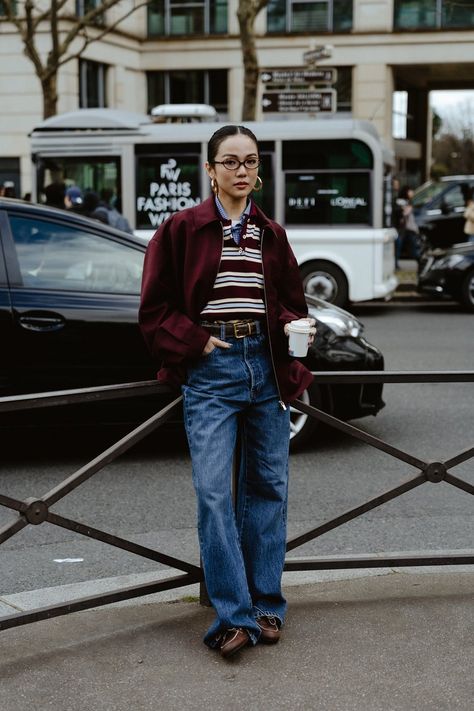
[300,261,348,307]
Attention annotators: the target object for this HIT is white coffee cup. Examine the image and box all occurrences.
[287,319,312,357]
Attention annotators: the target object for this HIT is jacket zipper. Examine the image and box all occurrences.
[261,227,287,411]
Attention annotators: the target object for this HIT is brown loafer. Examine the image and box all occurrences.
[256,615,281,644]
[219,627,250,658]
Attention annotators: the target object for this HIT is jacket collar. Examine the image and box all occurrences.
[193,196,275,232]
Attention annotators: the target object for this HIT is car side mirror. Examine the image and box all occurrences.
[440,201,451,215]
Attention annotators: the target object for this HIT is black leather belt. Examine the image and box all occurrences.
[201,320,263,339]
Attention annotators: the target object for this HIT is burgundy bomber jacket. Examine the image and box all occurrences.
[138,196,313,404]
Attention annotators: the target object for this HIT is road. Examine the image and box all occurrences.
[1,301,473,595]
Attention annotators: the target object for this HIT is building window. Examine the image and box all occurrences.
[394,0,474,30]
[147,69,228,114]
[79,60,107,109]
[393,91,408,139]
[148,0,227,37]
[76,0,105,25]
[0,1,17,15]
[267,0,352,33]
[335,66,352,112]
[0,157,21,199]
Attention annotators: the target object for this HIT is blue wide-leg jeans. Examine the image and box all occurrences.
[182,333,291,647]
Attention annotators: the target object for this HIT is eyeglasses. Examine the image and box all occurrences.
[213,158,260,171]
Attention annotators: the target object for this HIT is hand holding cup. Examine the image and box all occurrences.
[285,317,316,357]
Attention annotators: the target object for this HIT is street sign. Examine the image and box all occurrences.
[303,46,333,64]
[262,90,336,114]
[260,68,337,85]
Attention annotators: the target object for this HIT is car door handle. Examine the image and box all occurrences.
[18,313,65,332]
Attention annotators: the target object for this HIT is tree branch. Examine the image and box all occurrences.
[52,1,150,75]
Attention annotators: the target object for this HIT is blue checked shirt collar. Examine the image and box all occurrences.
[215,196,252,246]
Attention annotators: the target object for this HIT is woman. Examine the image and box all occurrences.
[139,125,315,658]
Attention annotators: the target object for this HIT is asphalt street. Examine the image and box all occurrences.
[1,299,473,595]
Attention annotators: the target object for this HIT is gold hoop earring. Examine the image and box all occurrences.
[211,177,219,196]
[253,176,263,192]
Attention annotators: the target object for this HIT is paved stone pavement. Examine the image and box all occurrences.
[1,567,472,711]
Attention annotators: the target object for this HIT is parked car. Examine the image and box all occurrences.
[0,198,385,447]
[412,175,474,251]
[418,242,474,311]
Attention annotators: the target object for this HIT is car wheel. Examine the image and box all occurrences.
[289,383,323,449]
[460,269,474,311]
[300,261,348,307]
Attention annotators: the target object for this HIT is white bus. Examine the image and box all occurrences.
[30,109,397,306]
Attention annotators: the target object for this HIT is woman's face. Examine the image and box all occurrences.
[206,134,259,204]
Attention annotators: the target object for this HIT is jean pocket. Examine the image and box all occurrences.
[202,345,219,359]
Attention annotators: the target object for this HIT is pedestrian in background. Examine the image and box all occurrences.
[391,177,403,270]
[139,124,315,659]
[463,187,474,244]
[44,182,66,209]
[396,186,420,265]
[2,181,16,198]
[64,185,83,213]
[96,188,133,233]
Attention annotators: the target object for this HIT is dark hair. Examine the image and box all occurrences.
[44,182,66,208]
[398,185,413,201]
[82,190,100,214]
[207,125,259,164]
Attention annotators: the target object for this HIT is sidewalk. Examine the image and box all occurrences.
[394,258,420,301]
[1,565,472,710]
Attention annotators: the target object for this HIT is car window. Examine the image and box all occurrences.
[412,181,445,207]
[442,185,466,210]
[9,215,144,294]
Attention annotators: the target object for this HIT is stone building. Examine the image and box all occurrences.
[1,0,473,195]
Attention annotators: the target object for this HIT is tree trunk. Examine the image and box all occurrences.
[41,73,58,119]
[237,4,259,121]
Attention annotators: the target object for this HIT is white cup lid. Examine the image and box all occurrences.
[288,319,311,333]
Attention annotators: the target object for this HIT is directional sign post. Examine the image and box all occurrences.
[303,45,333,64]
[260,68,337,85]
[262,90,336,114]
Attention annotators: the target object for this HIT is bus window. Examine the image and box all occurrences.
[38,156,121,207]
[249,149,274,218]
[282,139,373,170]
[136,145,201,229]
[285,172,371,226]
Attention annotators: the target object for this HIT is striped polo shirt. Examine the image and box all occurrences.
[200,199,266,321]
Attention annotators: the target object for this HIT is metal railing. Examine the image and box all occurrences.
[0,371,473,632]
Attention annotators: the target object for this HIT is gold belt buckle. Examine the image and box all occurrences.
[233,322,252,339]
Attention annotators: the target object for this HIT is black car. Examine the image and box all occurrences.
[0,198,385,448]
[418,243,474,311]
[412,175,474,251]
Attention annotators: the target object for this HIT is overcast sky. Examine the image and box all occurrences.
[430,90,474,118]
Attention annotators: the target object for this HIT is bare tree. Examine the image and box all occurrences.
[237,0,268,121]
[431,99,474,177]
[1,0,147,118]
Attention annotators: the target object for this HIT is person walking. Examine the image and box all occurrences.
[139,125,315,659]
[396,186,420,264]
[95,188,133,233]
[463,187,474,244]
[64,185,84,213]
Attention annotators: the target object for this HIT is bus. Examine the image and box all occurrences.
[30,109,397,306]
